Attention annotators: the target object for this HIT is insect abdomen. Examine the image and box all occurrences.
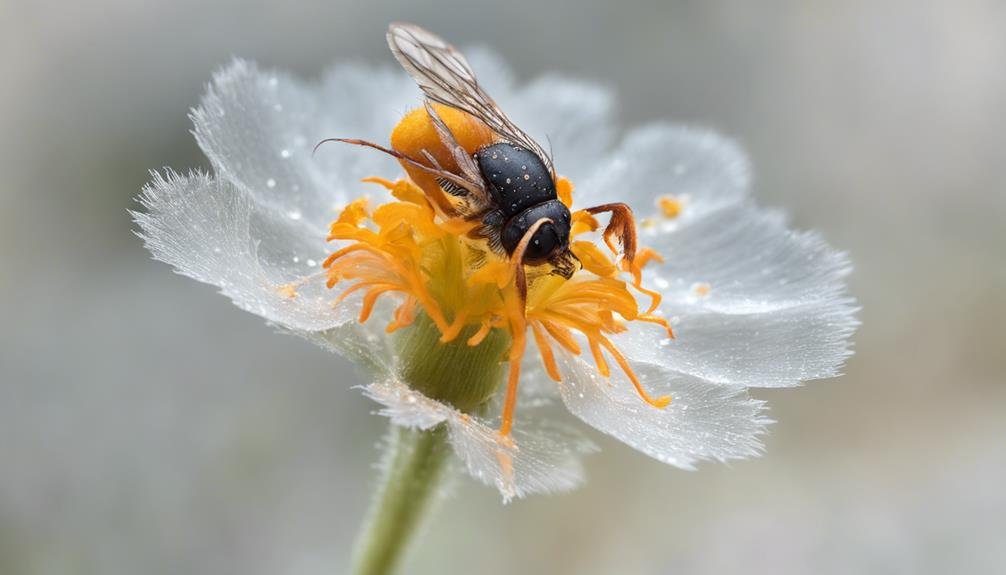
[475,143,555,216]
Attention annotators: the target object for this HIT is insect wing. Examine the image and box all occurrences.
[387,23,554,175]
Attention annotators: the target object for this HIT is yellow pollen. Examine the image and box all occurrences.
[322,176,678,437]
[277,283,299,299]
[692,282,712,297]
[658,195,683,218]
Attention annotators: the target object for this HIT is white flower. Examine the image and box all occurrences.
[134,55,857,502]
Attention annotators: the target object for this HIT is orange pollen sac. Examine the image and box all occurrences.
[322,106,676,436]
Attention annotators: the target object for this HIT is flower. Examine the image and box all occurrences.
[134,55,858,502]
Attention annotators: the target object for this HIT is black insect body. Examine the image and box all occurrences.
[475,142,571,264]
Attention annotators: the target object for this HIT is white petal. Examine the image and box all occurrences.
[191,59,414,234]
[554,350,770,469]
[362,378,450,430]
[627,203,859,387]
[363,379,594,502]
[576,123,750,214]
[134,170,352,332]
[449,415,595,503]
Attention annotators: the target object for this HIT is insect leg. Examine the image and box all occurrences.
[585,202,638,263]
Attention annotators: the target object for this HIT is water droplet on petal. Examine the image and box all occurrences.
[266,178,277,188]
[287,210,302,221]
[306,259,317,267]
[268,76,278,87]
[280,149,291,159]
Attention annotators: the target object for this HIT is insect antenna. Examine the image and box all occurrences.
[510,217,553,305]
[545,134,557,181]
[313,137,483,201]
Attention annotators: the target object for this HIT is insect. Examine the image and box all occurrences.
[318,22,639,300]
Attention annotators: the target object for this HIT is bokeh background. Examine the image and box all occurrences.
[3,1,1005,573]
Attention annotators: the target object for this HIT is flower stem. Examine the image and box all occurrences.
[351,311,511,574]
[351,424,451,575]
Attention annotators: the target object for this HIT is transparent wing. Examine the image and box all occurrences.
[387,22,555,175]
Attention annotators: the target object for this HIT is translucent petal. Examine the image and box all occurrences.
[449,415,595,503]
[625,203,859,387]
[554,350,770,469]
[191,59,413,233]
[362,378,450,430]
[575,123,751,214]
[134,170,352,332]
[363,379,595,502]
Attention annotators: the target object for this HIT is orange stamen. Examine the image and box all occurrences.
[467,319,493,347]
[598,337,672,408]
[439,310,470,343]
[530,322,562,381]
[541,320,582,355]
[386,297,418,333]
[556,177,574,208]
[589,338,610,377]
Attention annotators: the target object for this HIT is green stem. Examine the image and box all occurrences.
[351,425,451,575]
[350,311,511,574]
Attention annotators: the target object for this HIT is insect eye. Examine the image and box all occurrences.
[524,224,561,263]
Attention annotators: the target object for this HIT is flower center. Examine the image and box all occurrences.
[323,176,674,436]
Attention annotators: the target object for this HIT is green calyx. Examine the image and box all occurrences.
[394,311,511,414]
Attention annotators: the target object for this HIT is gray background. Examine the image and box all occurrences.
[2,0,1004,573]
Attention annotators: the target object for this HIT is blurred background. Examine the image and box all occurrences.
[3,0,1005,573]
